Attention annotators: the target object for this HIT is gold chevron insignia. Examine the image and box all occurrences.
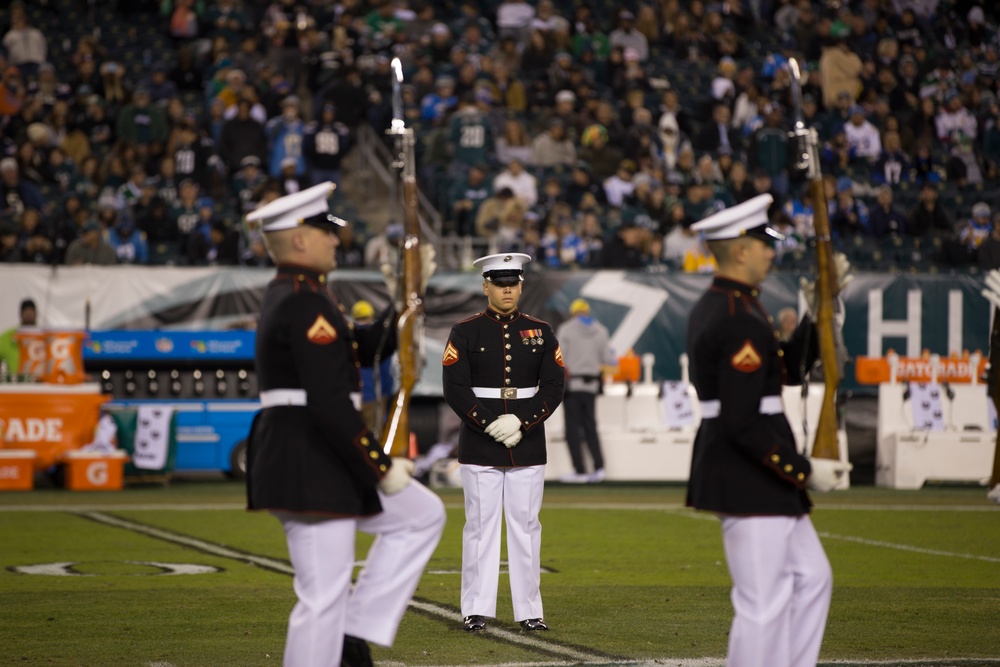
[442,341,460,366]
[306,315,337,344]
[730,340,762,372]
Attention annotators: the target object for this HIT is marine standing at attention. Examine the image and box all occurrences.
[442,252,565,634]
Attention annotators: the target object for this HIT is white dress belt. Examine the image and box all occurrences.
[699,395,782,419]
[260,389,363,411]
[472,386,538,400]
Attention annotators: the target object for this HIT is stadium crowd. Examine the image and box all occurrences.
[0,0,998,273]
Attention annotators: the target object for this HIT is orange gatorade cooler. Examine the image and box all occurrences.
[44,331,87,384]
[0,450,37,491]
[63,450,128,491]
[13,330,47,380]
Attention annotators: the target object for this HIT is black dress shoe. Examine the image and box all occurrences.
[463,615,487,632]
[342,634,373,667]
[520,618,548,631]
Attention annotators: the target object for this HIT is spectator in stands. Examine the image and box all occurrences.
[830,177,870,238]
[906,182,952,237]
[266,95,305,179]
[820,36,863,109]
[421,76,457,123]
[3,2,47,81]
[603,159,636,208]
[531,117,575,168]
[540,207,586,268]
[609,10,648,63]
[16,208,54,264]
[448,92,495,175]
[204,0,250,44]
[695,103,741,157]
[600,218,643,268]
[117,165,147,210]
[843,105,882,163]
[978,213,1000,270]
[951,202,993,266]
[945,134,984,188]
[578,123,624,184]
[364,222,404,271]
[868,185,908,239]
[334,223,364,270]
[0,219,21,263]
[0,65,26,118]
[748,102,789,196]
[107,212,149,265]
[682,230,718,274]
[565,160,606,209]
[65,219,116,265]
[494,158,537,208]
[189,219,239,266]
[872,130,912,186]
[449,164,493,237]
[304,103,352,188]
[0,158,42,216]
[170,115,216,191]
[496,118,533,166]
[232,156,266,213]
[935,90,978,145]
[496,0,535,43]
[219,99,268,178]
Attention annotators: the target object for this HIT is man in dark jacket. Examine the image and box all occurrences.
[442,252,564,634]
[246,182,444,667]
[686,194,851,667]
[218,99,267,176]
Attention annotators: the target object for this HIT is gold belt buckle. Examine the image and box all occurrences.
[502,387,516,399]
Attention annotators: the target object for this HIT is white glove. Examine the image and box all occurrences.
[806,457,853,493]
[501,430,523,448]
[485,414,521,442]
[381,243,438,307]
[800,252,854,318]
[988,483,1000,505]
[981,269,1000,310]
[378,457,414,495]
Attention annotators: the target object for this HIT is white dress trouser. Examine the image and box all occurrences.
[275,481,446,667]
[460,464,546,621]
[721,515,833,667]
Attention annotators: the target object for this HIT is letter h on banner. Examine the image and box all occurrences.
[868,288,966,358]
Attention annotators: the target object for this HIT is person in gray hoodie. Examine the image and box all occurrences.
[555,298,615,482]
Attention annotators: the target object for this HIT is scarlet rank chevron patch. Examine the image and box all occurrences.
[554,345,564,368]
[442,341,459,366]
[306,315,337,344]
[731,340,762,372]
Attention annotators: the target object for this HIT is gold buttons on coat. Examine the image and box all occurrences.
[370,451,379,459]
[777,349,784,357]
[784,464,793,473]
[771,454,780,463]
[379,464,387,472]
[797,472,806,481]
[360,437,369,445]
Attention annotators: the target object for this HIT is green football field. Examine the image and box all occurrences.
[1,480,998,667]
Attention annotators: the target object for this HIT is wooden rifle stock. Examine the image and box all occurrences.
[989,307,1000,485]
[383,58,425,457]
[787,58,840,460]
[809,178,841,460]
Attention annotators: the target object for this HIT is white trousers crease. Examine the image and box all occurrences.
[721,515,833,667]
[460,464,546,621]
[275,480,445,667]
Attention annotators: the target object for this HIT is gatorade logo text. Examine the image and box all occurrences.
[0,418,63,443]
[86,461,109,486]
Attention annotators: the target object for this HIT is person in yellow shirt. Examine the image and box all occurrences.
[0,298,37,375]
[682,236,718,273]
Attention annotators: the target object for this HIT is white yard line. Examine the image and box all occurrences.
[80,512,613,665]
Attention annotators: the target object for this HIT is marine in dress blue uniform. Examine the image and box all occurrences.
[246,182,445,667]
[685,194,851,667]
[442,253,565,633]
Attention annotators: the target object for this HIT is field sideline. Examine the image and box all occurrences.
[1,481,998,667]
